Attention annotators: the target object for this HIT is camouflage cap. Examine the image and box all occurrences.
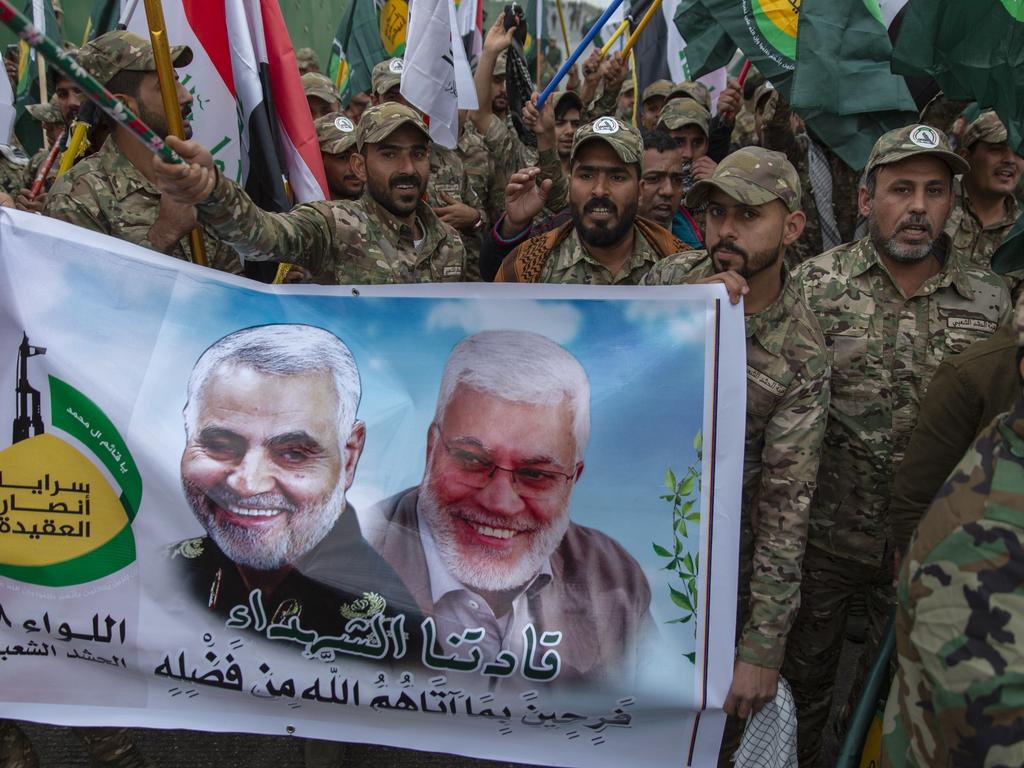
[315,112,358,154]
[753,82,776,113]
[570,116,643,165]
[356,102,429,150]
[302,72,340,106]
[668,81,711,110]
[493,50,508,77]
[865,124,970,176]
[295,47,320,70]
[372,58,405,96]
[619,80,635,97]
[686,146,802,212]
[26,98,62,125]
[658,98,710,135]
[76,30,192,87]
[642,79,674,105]
[962,110,1010,149]
[552,89,583,115]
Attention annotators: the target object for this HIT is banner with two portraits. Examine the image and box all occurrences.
[0,210,744,767]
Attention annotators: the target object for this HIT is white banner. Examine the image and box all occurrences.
[0,210,743,767]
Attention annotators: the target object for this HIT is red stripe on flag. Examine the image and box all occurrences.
[260,0,328,196]
[182,0,236,98]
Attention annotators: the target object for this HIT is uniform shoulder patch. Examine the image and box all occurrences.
[340,591,386,619]
[746,365,787,397]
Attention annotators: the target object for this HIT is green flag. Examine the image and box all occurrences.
[673,0,735,81]
[893,0,1024,154]
[83,0,121,45]
[327,0,389,106]
[14,0,63,155]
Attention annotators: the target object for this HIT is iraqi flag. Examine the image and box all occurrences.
[128,0,327,209]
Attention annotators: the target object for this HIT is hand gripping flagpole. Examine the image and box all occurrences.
[143,0,207,266]
[537,0,627,109]
[0,0,184,164]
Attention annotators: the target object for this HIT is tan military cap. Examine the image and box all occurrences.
[356,102,429,150]
[302,72,341,106]
[316,112,358,154]
[658,99,710,135]
[76,30,192,87]
[962,110,1010,149]
[866,124,970,176]
[371,58,404,96]
[570,116,643,165]
[642,79,673,105]
[687,146,802,212]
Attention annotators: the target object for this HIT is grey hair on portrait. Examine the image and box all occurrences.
[434,330,591,459]
[183,324,361,447]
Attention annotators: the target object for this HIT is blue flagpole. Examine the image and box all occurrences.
[536,0,628,108]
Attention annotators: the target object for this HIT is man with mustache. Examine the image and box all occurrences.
[643,148,829,765]
[315,113,363,202]
[173,324,415,636]
[490,117,694,284]
[42,31,241,274]
[364,330,653,683]
[780,125,1013,766]
[152,102,466,284]
[947,110,1024,292]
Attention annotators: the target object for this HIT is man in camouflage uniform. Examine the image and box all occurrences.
[487,118,690,284]
[615,79,635,122]
[43,31,241,275]
[302,71,341,120]
[154,102,466,284]
[370,58,485,279]
[947,110,1023,279]
[781,124,1014,766]
[880,297,1024,768]
[759,88,861,267]
[0,143,28,196]
[643,148,829,765]
[315,112,362,201]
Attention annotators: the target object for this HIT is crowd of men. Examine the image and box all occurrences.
[2,9,1023,768]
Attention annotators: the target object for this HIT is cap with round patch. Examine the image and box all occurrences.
[658,98,710,135]
[76,30,192,87]
[302,72,341,107]
[642,79,673,105]
[372,58,404,96]
[570,117,643,165]
[865,123,970,176]
[315,112,358,154]
[686,146,801,212]
[356,102,429,150]
[962,110,1010,149]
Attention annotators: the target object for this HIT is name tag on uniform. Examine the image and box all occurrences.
[947,316,997,333]
[443,266,462,277]
[746,365,787,397]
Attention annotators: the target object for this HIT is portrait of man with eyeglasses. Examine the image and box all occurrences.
[365,329,655,684]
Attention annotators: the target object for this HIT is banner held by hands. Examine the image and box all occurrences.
[537,0,628,108]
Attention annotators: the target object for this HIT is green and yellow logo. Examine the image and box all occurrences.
[750,0,800,63]
[0,375,140,587]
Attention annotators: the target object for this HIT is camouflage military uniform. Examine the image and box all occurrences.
[881,393,1024,767]
[428,143,485,281]
[782,234,1012,761]
[0,145,29,195]
[44,140,241,274]
[194,103,466,284]
[458,121,502,221]
[761,92,860,266]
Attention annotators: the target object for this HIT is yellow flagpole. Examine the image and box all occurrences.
[600,17,630,57]
[143,0,208,267]
[621,0,664,58]
[554,0,570,58]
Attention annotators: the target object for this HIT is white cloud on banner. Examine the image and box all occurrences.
[425,300,583,345]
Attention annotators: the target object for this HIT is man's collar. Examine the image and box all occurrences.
[745,269,794,357]
[417,515,552,608]
[564,222,661,271]
[361,191,445,256]
[98,137,154,198]
[956,176,1020,228]
[849,234,976,300]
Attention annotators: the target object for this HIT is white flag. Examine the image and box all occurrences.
[0,65,14,145]
[401,0,477,149]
